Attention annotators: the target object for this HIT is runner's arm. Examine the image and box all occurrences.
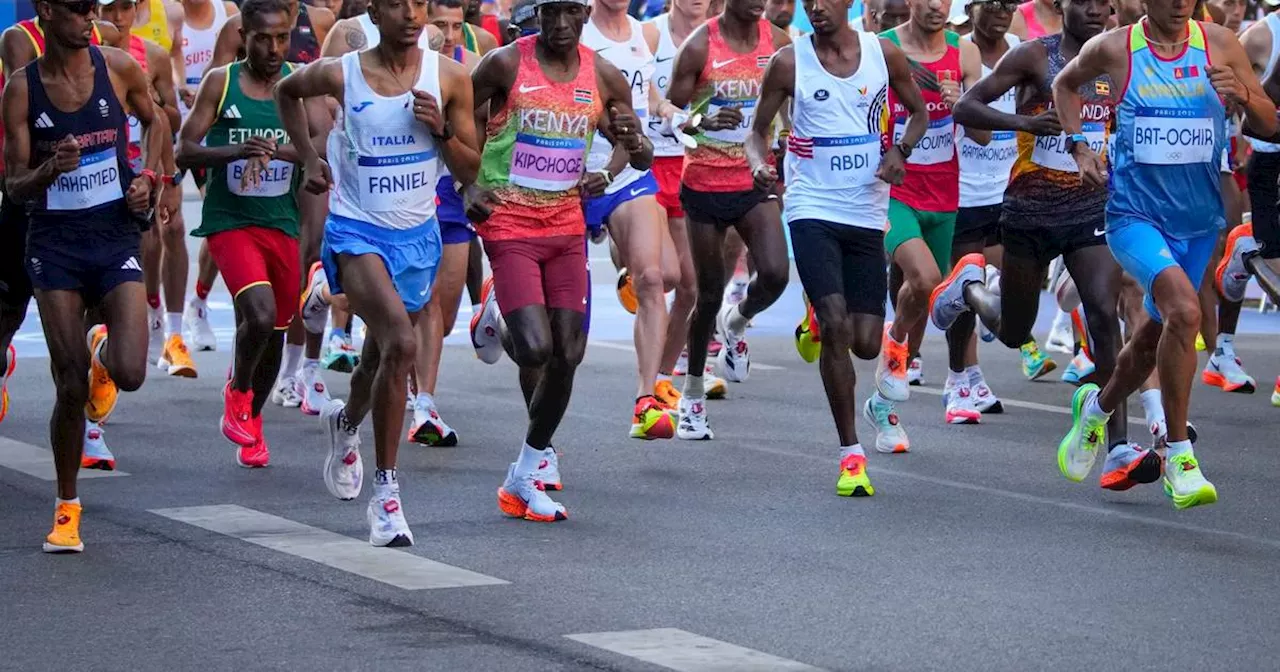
[953,41,1037,131]
[115,49,166,177]
[179,68,252,168]
[434,58,481,186]
[469,45,518,156]
[275,98,334,164]
[321,18,366,57]
[957,39,991,145]
[0,71,57,201]
[883,40,928,151]
[148,42,182,133]
[1240,19,1272,76]
[598,59,654,172]
[310,6,337,49]
[274,58,345,167]
[1208,26,1279,140]
[664,25,708,110]
[745,46,793,175]
[211,14,244,69]
[167,0,187,94]
[0,28,37,79]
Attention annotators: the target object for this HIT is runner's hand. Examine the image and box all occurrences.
[412,89,446,136]
[238,136,277,160]
[126,175,153,213]
[939,78,962,109]
[158,180,182,226]
[240,154,269,192]
[1072,145,1106,189]
[464,185,503,223]
[179,85,197,109]
[1208,64,1247,106]
[703,105,744,131]
[877,146,908,185]
[1020,110,1062,137]
[53,135,80,174]
[751,164,777,191]
[579,170,610,198]
[302,156,333,194]
[608,106,644,153]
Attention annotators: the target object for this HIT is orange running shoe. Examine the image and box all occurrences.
[43,500,84,553]
[159,334,198,378]
[85,325,118,424]
[874,323,910,402]
[616,268,638,314]
[654,379,681,410]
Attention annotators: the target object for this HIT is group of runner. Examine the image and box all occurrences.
[2,0,1279,553]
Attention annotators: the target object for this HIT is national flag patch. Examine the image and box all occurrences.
[573,88,593,104]
[1094,81,1111,96]
[1173,65,1200,79]
[787,135,813,159]
[757,55,771,68]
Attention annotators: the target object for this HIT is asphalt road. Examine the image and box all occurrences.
[3,200,1280,672]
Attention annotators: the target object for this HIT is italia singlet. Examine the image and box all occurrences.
[1003,33,1113,228]
[683,17,776,193]
[957,33,1019,208]
[196,62,301,238]
[882,29,960,212]
[25,46,132,240]
[581,15,654,193]
[783,31,890,230]
[356,13,434,49]
[476,36,602,240]
[137,0,173,51]
[328,49,443,230]
[436,46,467,226]
[125,35,150,174]
[179,0,230,118]
[1108,20,1225,238]
[644,14,683,158]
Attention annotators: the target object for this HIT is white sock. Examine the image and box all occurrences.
[514,443,548,478]
[1140,389,1164,427]
[684,374,705,399]
[165,312,182,337]
[415,392,434,408]
[471,303,481,315]
[1166,439,1193,460]
[1084,392,1112,422]
[1215,333,1235,355]
[871,391,892,408]
[840,443,865,459]
[302,357,320,374]
[57,497,81,507]
[656,373,672,384]
[726,305,749,334]
[282,344,304,377]
[373,468,397,498]
[946,369,968,388]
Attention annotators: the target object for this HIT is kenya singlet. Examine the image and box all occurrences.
[882,29,960,212]
[581,15,654,193]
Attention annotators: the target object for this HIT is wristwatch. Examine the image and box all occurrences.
[1065,133,1090,154]
[139,168,159,188]
[162,173,181,187]
[433,121,454,142]
[894,141,913,159]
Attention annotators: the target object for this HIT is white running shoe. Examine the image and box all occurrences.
[863,395,910,454]
[970,372,1004,414]
[533,448,562,491]
[321,399,364,500]
[81,420,116,470]
[906,356,923,387]
[497,462,567,522]
[183,297,217,351]
[676,395,714,440]
[300,263,331,335]
[271,374,303,408]
[147,305,164,365]
[409,397,459,447]
[1046,309,1074,354]
[942,381,982,425]
[297,364,331,415]
[470,277,504,364]
[367,489,414,547]
[715,303,750,383]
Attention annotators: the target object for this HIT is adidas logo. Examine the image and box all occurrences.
[34,112,53,129]
[121,257,142,272]
[223,105,242,119]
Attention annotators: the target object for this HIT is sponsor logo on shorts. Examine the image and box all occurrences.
[121,257,142,272]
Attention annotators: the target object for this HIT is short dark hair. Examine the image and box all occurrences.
[241,0,293,31]
[427,0,466,13]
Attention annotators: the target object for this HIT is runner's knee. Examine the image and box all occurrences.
[632,264,665,300]
[1160,295,1201,337]
[379,326,418,372]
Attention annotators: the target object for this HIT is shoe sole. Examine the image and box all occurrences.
[1057,384,1099,483]
[411,423,459,447]
[165,363,198,378]
[497,487,567,522]
[1215,223,1253,301]
[42,541,84,553]
[946,413,981,425]
[976,400,1004,414]
[371,534,414,547]
[1201,369,1255,393]
[1100,449,1162,491]
[836,483,875,497]
[1164,479,1220,510]
[927,253,983,330]
[1026,358,1058,381]
[81,458,116,470]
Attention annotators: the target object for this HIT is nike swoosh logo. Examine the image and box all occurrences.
[712,58,736,69]
[656,56,673,63]
[630,188,646,196]
[518,84,548,94]
[1093,228,1105,237]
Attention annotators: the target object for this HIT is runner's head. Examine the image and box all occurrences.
[801,0,852,35]
[428,0,467,51]
[591,0,632,16]
[534,0,588,54]
[907,0,953,33]
[876,0,910,29]
[339,0,372,18]
[241,0,293,77]
[369,0,430,49]
[1207,0,1245,30]
[967,0,1016,40]
[464,0,483,23]
[766,0,795,29]
[1057,0,1110,42]
[707,0,726,18]
[1112,0,1142,26]
[723,0,767,24]
[37,0,98,49]
[672,0,710,22]
[507,0,538,40]
[96,0,138,43]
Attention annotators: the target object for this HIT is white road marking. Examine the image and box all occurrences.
[0,437,129,480]
[565,628,827,672]
[149,505,509,590]
[588,341,785,370]
[910,385,1145,426]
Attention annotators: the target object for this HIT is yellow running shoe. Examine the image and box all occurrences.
[703,366,727,400]
[1195,333,1206,352]
[43,500,84,553]
[616,268,638,315]
[85,325,118,424]
[159,334,198,378]
[836,453,875,497]
[795,299,821,364]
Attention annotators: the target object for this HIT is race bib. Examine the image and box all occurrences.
[354,128,437,211]
[958,130,1017,177]
[228,158,294,198]
[797,134,881,186]
[1133,106,1215,165]
[510,133,586,191]
[1031,122,1106,172]
[47,147,124,211]
[893,116,955,166]
[704,97,756,145]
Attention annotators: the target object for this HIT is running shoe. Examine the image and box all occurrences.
[0,343,13,425]
[1272,376,1280,407]
[795,300,820,363]
[470,276,504,364]
[85,325,118,424]
[715,303,750,383]
[875,324,910,401]
[1162,452,1219,510]
[1057,383,1107,482]
[907,356,923,386]
[321,333,358,373]
[147,304,164,365]
[221,383,258,447]
[616,267,638,315]
[183,296,217,351]
[368,489,414,546]
[630,395,675,440]
[676,395,714,440]
[943,381,982,425]
[928,252,983,330]
[237,430,270,468]
[673,349,689,377]
[704,365,727,400]
[1201,349,1256,393]
[158,334,198,378]
[1216,222,1258,303]
[1045,309,1074,354]
[1194,333,1206,352]
[43,500,84,553]
[1061,351,1095,386]
[655,379,681,409]
[270,374,303,408]
[299,262,331,334]
[980,265,1000,343]
[863,395,909,454]
[297,364,330,416]
[970,375,1003,414]
[498,462,567,522]
[723,275,748,307]
[534,447,562,491]
[1019,340,1057,380]
[321,399,364,500]
[1099,442,1162,491]
[408,397,459,446]
[836,453,875,497]
[81,421,115,470]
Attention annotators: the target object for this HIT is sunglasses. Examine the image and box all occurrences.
[972,0,1020,11]
[50,0,97,15]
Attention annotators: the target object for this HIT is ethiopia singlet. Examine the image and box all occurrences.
[328,49,442,230]
[644,14,683,158]
[477,36,601,240]
[179,0,230,118]
[436,46,467,225]
[1108,20,1225,238]
[125,35,150,174]
[957,33,1019,208]
[25,46,132,240]
[1003,33,1113,228]
[684,17,775,193]
[581,15,654,193]
[783,31,890,230]
[882,29,960,213]
[196,62,300,239]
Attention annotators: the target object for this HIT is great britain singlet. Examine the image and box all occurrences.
[327,49,442,230]
[881,29,960,212]
[644,14,683,158]
[683,17,776,193]
[783,31,890,230]
[1108,20,1225,238]
[581,15,654,193]
[476,36,602,240]
[1003,33,1113,228]
[179,0,230,118]
[957,33,1019,207]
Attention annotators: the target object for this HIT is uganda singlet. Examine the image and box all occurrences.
[882,29,960,213]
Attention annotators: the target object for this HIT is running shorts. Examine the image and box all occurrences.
[584,171,660,229]
[25,231,141,305]
[1001,219,1107,267]
[1106,217,1218,324]
[679,185,775,229]
[884,198,956,274]
[953,203,1002,248]
[440,219,477,245]
[652,155,684,219]
[483,234,588,316]
[789,219,887,317]
[0,195,32,311]
[1247,151,1280,259]
[322,214,442,314]
[207,226,301,330]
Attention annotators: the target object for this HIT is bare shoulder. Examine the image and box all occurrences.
[769,22,791,48]
[101,44,144,74]
[224,0,240,15]
[310,5,337,32]
[1201,20,1246,52]
[167,0,185,23]
[460,49,481,73]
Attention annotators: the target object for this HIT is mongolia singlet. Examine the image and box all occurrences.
[1247,12,1280,153]
[581,15,654,193]
[195,62,300,238]
[436,46,467,225]
[356,13,433,50]
[1003,34,1113,227]
[957,33,1019,208]
[1108,20,1225,238]
[179,0,231,118]
[644,14,683,158]
[125,35,150,174]
[684,17,776,193]
[476,36,602,240]
[25,47,132,239]
[783,31,890,230]
[882,29,960,212]
[328,49,442,230]
[137,0,173,51]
